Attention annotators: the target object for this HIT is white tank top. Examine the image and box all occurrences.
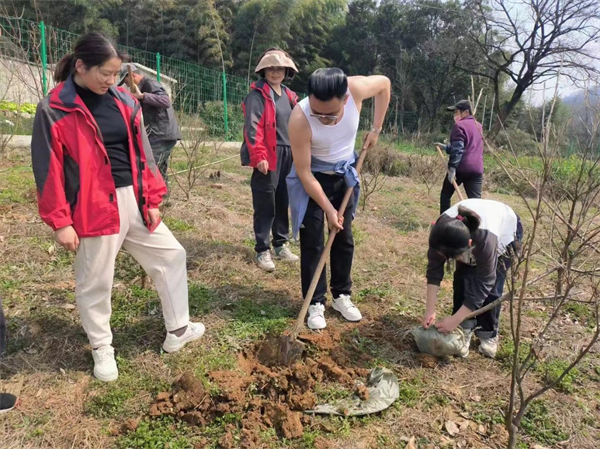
[299,91,360,163]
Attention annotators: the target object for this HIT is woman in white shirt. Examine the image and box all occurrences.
[423,199,523,358]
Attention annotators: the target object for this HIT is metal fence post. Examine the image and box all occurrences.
[39,21,47,96]
[156,52,161,82]
[222,71,229,141]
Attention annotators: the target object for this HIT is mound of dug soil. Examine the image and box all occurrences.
[145,335,370,448]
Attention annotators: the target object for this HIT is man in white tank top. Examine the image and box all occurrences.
[287,68,391,330]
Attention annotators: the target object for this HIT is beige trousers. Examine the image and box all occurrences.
[74,186,189,348]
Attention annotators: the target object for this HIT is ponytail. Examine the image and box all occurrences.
[456,205,481,233]
[429,206,482,258]
[51,32,123,85]
[54,53,76,83]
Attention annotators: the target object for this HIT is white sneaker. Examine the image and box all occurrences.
[163,322,206,353]
[479,336,499,358]
[332,294,362,322]
[457,329,474,358]
[92,346,118,382]
[307,303,327,330]
[272,244,299,262]
[256,250,275,272]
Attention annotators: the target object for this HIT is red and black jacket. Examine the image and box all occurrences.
[240,80,298,169]
[31,75,167,238]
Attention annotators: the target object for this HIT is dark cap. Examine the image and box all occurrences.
[447,100,472,113]
[117,63,138,86]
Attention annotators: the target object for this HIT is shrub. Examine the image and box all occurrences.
[199,101,243,141]
[0,101,37,115]
[365,144,410,177]
[495,128,540,155]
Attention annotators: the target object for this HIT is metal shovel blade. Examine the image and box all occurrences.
[257,334,306,367]
[278,334,306,367]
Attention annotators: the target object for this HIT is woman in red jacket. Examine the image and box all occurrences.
[241,48,299,271]
[31,33,204,382]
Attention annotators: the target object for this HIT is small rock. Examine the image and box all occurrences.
[210,183,223,189]
[20,112,32,119]
[477,424,486,434]
[63,304,76,310]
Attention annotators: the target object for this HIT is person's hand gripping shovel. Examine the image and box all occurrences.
[271,136,373,367]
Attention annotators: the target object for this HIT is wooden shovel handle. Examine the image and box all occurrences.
[127,65,135,91]
[292,149,369,338]
[435,144,464,201]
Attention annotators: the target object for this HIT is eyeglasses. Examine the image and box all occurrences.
[308,101,344,124]
[309,105,341,121]
[310,112,339,121]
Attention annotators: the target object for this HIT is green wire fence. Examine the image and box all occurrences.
[0,16,248,140]
[1,15,423,140]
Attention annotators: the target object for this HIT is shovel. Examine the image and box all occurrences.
[274,149,369,366]
[434,144,464,201]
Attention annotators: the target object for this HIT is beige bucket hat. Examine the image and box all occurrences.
[255,50,298,74]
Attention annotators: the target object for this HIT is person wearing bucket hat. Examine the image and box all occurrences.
[435,99,484,214]
[424,199,523,358]
[240,48,300,272]
[118,63,181,203]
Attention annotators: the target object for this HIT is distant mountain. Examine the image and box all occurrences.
[563,86,600,108]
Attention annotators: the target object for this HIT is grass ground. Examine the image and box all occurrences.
[0,143,599,449]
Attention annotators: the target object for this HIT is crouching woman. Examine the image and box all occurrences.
[422,199,522,358]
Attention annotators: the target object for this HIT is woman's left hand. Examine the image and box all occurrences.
[148,208,161,227]
[434,316,459,334]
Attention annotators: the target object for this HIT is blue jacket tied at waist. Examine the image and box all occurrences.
[287,152,361,239]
